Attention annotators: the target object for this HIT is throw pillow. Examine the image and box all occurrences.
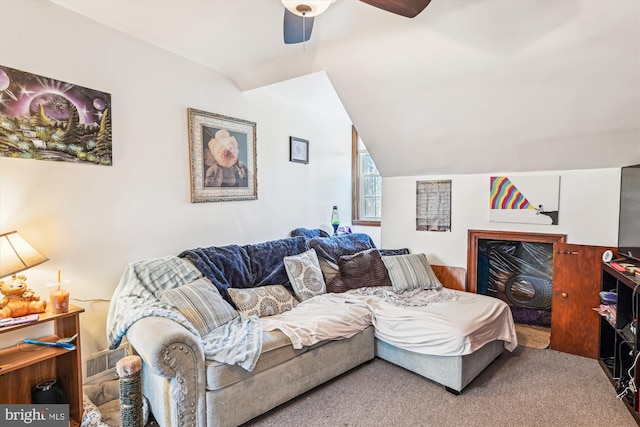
[156,277,238,337]
[379,248,410,256]
[283,248,326,301]
[228,285,299,317]
[308,233,376,264]
[338,249,391,290]
[318,257,340,283]
[381,253,443,292]
[326,276,348,293]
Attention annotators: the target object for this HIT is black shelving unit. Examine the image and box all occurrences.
[598,262,640,424]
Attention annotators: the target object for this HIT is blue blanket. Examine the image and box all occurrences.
[290,228,330,238]
[179,236,309,305]
[179,245,251,304]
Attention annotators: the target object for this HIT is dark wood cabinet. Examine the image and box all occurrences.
[467,230,608,359]
[598,262,640,424]
[551,243,612,358]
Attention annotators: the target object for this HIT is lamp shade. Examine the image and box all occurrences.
[0,230,48,278]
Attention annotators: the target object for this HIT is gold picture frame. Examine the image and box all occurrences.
[187,108,257,202]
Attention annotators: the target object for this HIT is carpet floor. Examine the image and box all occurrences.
[246,346,638,427]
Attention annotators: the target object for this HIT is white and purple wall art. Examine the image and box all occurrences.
[0,65,112,165]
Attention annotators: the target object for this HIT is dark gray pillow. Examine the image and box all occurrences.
[379,248,410,256]
[308,233,375,264]
[326,276,348,293]
[337,249,391,291]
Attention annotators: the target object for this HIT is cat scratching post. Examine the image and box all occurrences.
[116,355,143,427]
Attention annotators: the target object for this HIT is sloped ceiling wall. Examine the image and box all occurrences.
[51,0,640,176]
[334,0,640,176]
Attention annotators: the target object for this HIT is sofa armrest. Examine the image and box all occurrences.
[126,317,206,427]
[126,316,205,377]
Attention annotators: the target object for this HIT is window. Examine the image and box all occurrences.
[352,126,381,226]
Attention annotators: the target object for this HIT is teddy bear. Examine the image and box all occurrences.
[0,274,47,319]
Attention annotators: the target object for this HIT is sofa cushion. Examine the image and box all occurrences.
[228,285,298,317]
[308,233,376,264]
[338,249,391,290]
[205,330,310,391]
[381,253,443,292]
[243,236,309,289]
[179,245,252,305]
[284,248,326,301]
[156,277,238,337]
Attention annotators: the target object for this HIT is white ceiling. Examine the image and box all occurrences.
[50,0,640,176]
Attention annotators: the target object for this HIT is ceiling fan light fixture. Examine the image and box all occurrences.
[281,0,336,18]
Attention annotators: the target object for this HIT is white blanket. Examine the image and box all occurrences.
[259,288,516,357]
[260,293,373,349]
[346,288,517,356]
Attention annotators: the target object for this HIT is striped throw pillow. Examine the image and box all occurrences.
[381,253,443,292]
[156,277,238,337]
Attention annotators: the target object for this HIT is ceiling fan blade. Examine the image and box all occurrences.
[359,0,432,18]
[283,8,314,44]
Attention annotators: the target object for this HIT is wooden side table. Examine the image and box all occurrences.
[0,305,84,426]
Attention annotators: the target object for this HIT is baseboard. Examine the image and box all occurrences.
[83,344,129,384]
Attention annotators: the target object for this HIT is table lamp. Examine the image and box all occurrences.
[0,230,49,282]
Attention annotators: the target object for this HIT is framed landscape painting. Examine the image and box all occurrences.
[187,108,257,202]
[0,65,112,165]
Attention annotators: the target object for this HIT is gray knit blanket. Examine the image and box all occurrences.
[106,256,263,371]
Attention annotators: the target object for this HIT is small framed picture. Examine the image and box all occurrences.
[289,137,309,164]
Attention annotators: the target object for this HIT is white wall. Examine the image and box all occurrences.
[381,168,621,267]
[0,1,355,357]
[3,1,616,363]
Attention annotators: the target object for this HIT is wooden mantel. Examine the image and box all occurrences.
[466,229,567,294]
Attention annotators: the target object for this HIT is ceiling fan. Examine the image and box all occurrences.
[283,0,432,44]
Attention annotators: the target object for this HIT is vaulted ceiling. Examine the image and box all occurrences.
[51,0,640,176]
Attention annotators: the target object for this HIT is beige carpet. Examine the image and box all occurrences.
[248,347,638,427]
[515,324,550,349]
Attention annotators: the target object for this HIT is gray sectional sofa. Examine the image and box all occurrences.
[127,318,374,427]
[109,232,510,427]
